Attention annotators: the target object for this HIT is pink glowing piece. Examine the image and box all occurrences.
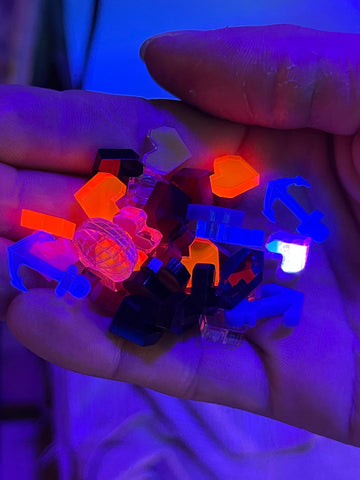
[113,206,162,254]
[30,237,79,272]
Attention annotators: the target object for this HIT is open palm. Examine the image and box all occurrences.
[3,25,360,446]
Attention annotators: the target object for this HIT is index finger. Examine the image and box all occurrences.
[0,85,244,174]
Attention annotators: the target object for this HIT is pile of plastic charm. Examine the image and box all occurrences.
[8,127,329,346]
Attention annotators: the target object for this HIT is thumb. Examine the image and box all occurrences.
[140,25,360,135]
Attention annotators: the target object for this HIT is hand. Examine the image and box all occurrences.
[3,24,360,446]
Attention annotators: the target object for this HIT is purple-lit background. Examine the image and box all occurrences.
[3,1,360,478]
[53,2,360,479]
[64,0,360,97]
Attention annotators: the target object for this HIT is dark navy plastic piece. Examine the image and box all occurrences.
[157,291,198,334]
[190,263,218,314]
[171,168,213,205]
[7,231,91,298]
[165,258,191,288]
[169,224,195,256]
[226,283,304,328]
[93,148,143,178]
[124,257,189,301]
[262,176,329,242]
[216,248,264,309]
[216,249,264,309]
[124,269,170,301]
[110,295,163,346]
[144,182,191,241]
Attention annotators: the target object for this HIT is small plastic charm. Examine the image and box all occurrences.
[74,172,126,221]
[186,204,245,225]
[110,295,163,346]
[123,167,162,208]
[144,181,190,241]
[216,249,264,309]
[92,148,143,178]
[143,126,191,175]
[72,218,138,284]
[113,206,162,254]
[210,155,260,198]
[200,308,247,346]
[21,209,76,240]
[8,231,90,298]
[186,203,264,248]
[171,168,213,205]
[226,283,304,328]
[262,176,329,242]
[30,237,79,272]
[181,239,220,286]
[265,231,311,275]
[195,220,265,248]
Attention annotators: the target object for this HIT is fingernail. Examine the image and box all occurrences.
[139,31,188,61]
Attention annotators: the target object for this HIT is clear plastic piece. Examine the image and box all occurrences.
[73,218,138,283]
[122,167,163,208]
[199,308,248,346]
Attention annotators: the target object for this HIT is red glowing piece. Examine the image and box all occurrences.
[113,206,162,254]
[98,159,121,177]
[227,268,256,287]
[21,209,76,239]
[210,155,260,198]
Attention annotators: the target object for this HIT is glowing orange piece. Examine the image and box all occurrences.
[21,209,76,239]
[74,172,126,220]
[181,238,220,287]
[133,250,148,271]
[210,155,260,198]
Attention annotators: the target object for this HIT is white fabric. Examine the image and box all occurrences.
[52,366,360,480]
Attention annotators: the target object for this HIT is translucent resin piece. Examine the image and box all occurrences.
[199,308,247,346]
[73,218,138,283]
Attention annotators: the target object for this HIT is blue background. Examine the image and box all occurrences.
[64,0,360,98]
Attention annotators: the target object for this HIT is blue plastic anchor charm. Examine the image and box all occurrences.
[262,176,329,242]
[8,231,91,299]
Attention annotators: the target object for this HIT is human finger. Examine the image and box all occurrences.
[6,288,268,415]
[0,85,244,173]
[0,162,87,240]
[140,25,360,135]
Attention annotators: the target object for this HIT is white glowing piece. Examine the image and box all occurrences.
[266,240,309,273]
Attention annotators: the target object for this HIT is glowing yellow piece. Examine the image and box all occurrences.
[181,238,220,287]
[210,155,260,198]
[74,172,126,220]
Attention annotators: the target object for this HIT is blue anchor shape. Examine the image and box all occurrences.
[8,231,91,299]
[262,176,329,242]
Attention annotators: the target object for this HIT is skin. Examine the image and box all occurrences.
[2,24,360,446]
